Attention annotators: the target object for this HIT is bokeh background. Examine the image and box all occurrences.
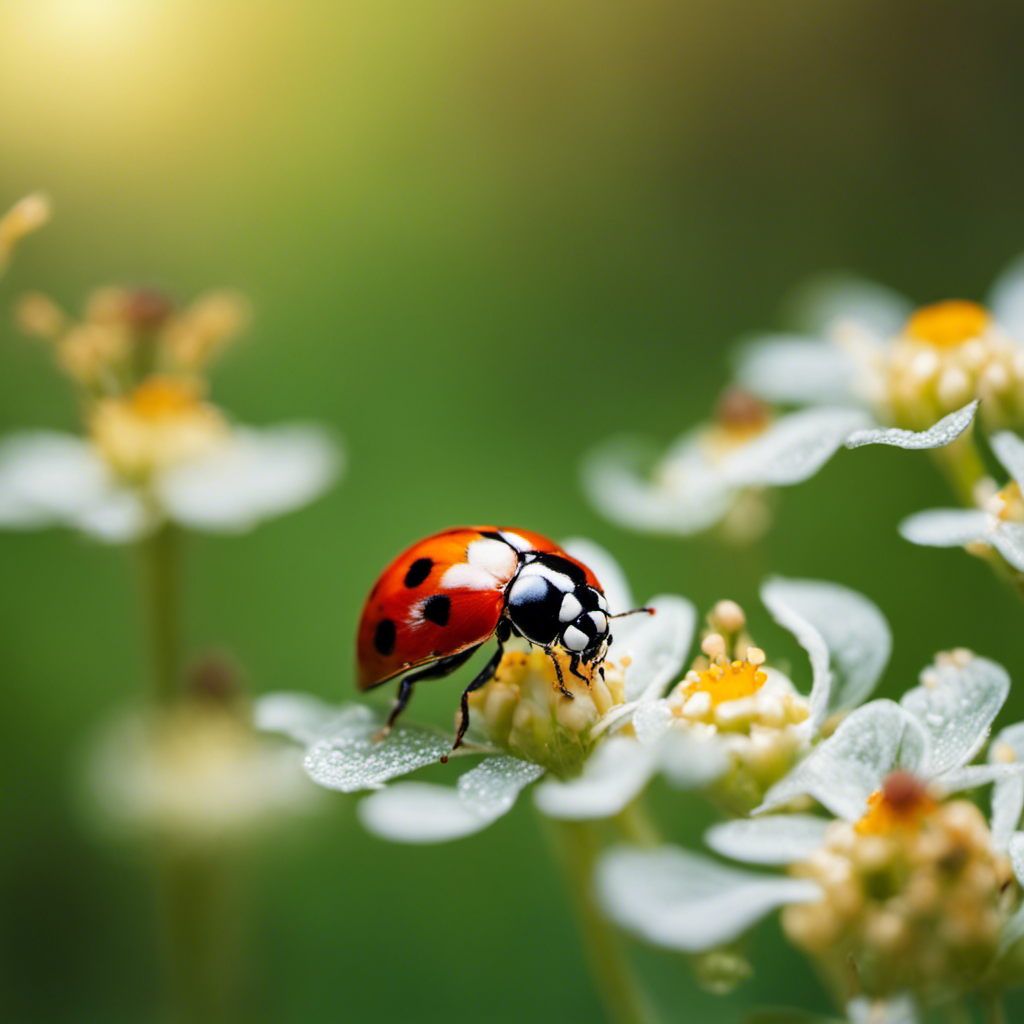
[3,2,1024,1021]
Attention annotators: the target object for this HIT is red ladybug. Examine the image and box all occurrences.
[356,526,652,756]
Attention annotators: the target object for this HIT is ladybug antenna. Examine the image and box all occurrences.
[608,606,655,619]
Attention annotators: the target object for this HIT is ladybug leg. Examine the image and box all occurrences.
[567,653,591,685]
[446,641,506,762]
[374,645,480,741]
[547,649,575,699]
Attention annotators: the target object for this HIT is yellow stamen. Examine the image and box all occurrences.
[855,771,937,835]
[681,656,768,708]
[903,300,991,348]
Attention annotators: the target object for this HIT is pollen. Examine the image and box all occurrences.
[682,646,769,708]
[903,300,991,349]
[855,771,938,836]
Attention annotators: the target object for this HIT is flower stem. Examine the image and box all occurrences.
[931,430,987,507]
[548,817,659,1024]
[613,798,661,848]
[140,521,183,703]
[981,992,1007,1024]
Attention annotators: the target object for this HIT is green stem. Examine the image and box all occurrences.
[140,521,183,703]
[931,430,987,507]
[613,798,661,848]
[548,817,659,1024]
[981,992,1007,1024]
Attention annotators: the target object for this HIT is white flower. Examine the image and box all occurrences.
[257,541,695,843]
[597,651,1024,1007]
[0,421,342,542]
[734,261,1024,432]
[632,578,890,813]
[582,388,977,539]
[899,430,1024,571]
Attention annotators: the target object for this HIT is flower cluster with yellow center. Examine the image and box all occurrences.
[784,770,1016,1005]
[864,299,1024,431]
[467,647,626,778]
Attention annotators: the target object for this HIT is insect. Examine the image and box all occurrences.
[356,526,653,757]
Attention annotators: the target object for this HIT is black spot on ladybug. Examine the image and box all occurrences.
[374,619,396,656]
[422,594,451,626]
[404,557,433,588]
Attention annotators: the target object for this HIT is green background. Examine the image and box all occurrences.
[2,2,1024,1020]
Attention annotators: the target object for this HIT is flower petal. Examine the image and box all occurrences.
[705,815,829,866]
[581,435,736,536]
[631,699,675,746]
[790,274,913,338]
[358,756,544,843]
[756,701,929,820]
[561,537,634,615]
[991,522,1024,572]
[658,731,730,788]
[613,594,696,702]
[900,655,1009,777]
[846,994,921,1024]
[719,407,872,487]
[843,401,979,450]
[898,508,991,549]
[1000,833,1024,954]
[303,710,453,792]
[761,577,891,732]
[253,691,351,745]
[990,431,1024,491]
[158,423,342,532]
[733,335,857,405]
[988,254,1024,338]
[533,737,657,820]
[990,724,1024,849]
[597,845,821,953]
[937,763,1024,793]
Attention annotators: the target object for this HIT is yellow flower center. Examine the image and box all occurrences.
[855,771,937,835]
[682,657,768,708]
[903,300,991,349]
[126,377,202,419]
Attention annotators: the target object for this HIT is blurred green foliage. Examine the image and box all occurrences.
[3,2,1024,1020]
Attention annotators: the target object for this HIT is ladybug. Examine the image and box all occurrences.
[356,526,652,756]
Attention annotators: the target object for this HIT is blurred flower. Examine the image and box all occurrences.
[0,285,341,541]
[598,651,1024,1010]
[583,383,977,540]
[257,540,696,843]
[734,261,1024,433]
[630,579,891,815]
[87,655,321,847]
[0,192,50,274]
[899,430,1024,573]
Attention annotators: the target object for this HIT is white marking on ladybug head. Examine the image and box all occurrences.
[519,562,574,593]
[588,611,608,634]
[440,563,499,591]
[499,530,533,552]
[466,538,517,580]
[563,625,589,652]
[597,593,609,613]
[559,592,583,623]
[508,574,548,605]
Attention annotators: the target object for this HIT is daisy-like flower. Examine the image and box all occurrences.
[734,260,1024,433]
[0,192,51,274]
[0,286,341,541]
[899,430,1024,575]
[87,656,321,847]
[256,540,697,843]
[582,383,977,540]
[630,577,891,815]
[598,651,1024,1016]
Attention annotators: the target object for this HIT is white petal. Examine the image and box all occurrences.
[254,691,350,745]
[705,815,829,866]
[988,254,1024,337]
[533,737,657,820]
[846,994,921,1024]
[560,537,634,615]
[898,508,991,549]
[990,724,1024,849]
[991,522,1024,572]
[1001,833,1024,955]
[73,488,149,543]
[937,763,1024,793]
[990,432,1024,491]
[658,731,730,788]
[720,407,873,487]
[844,401,979,451]
[0,431,115,525]
[762,577,891,732]
[581,436,736,536]
[756,701,929,820]
[790,274,913,337]
[900,655,1009,777]
[158,423,342,532]
[733,335,857,405]
[303,711,452,792]
[358,756,544,843]
[597,845,821,953]
[611,594,696,702]
[631,699,675,746]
